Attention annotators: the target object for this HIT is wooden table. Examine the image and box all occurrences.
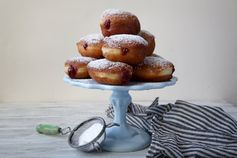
[0,100,236,158]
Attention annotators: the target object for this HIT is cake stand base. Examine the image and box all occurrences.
[101,90,151,152]
[102,124,151,152]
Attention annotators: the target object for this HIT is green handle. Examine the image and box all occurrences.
[36,124,61,135]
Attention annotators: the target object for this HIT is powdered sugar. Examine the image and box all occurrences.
[67,56,95,64]
[143,56,172,68]
[79,34,104,45]
[101,9,134,18]
[104,34,148,47]
[78,123,103,146]
[88,59,131,70]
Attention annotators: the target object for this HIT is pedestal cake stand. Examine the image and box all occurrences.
[64,76,177,152]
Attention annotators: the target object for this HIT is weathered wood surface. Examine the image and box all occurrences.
[0,101,236,158]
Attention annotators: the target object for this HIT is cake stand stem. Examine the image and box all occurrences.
[101,90,151,152]
[110,90,131,127]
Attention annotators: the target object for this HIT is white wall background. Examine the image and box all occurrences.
[0,0,237,104]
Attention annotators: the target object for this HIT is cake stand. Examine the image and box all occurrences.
[64,76,177,152]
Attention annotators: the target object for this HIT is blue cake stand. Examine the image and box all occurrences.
[64,76,177,152]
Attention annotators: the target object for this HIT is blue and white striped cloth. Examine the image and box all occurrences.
[106,98,237,158]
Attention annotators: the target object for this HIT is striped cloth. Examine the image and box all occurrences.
[106,98,237,158]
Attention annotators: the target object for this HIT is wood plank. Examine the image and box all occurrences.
[0,101,236,158]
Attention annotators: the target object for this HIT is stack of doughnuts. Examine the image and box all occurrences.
[65,9,175,85]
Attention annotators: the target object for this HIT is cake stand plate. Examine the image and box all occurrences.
[64,76,177,152]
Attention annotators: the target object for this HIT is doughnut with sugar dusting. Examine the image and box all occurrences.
[65,56,96,79]
[77,34,104,58]
[138,30,155,56]
[100,9,141,37]
[102,34,148,65]
[133,56,175,82]
[87,59,133,85]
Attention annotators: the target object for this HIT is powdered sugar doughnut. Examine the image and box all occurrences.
[100,9,140,37]
[102,34,148,65]
[65,56,96,79]
[133,56,175,82]
[87,59,133,85]
[138,30,155,56]
[77,34,104,58]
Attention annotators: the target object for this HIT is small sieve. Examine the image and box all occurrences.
[68,117,118,152]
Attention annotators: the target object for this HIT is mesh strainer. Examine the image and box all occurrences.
[68,117,110,152]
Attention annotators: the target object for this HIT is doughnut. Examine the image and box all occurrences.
[102,34,148,65]
[87,59,133,85]
[138,30,155,56]
[133,56,175,82]
[100,9,141,37]
[65,56,96,79]
[77,34,104,58]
